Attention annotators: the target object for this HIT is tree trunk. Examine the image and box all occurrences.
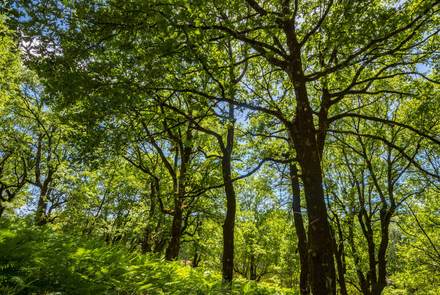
[193,245,200,268]
[164,126,193,261]
[222,103,236,286]
[141,227,152,254]
[165,198,183,260]
[289,164,310,295]
[222,152,236,285]
[35,191,48,226]
[300,167,335,295]
[153,237,167,253]
[0,205,5,218]
[371,208,395,295]
[142,184,158,254]
[249,253,257,281]
[331,217,348,295]
[287,58,336,294]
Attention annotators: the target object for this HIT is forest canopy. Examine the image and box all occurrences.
[1,0,440,294]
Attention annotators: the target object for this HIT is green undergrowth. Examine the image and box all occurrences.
[0,218,296,295]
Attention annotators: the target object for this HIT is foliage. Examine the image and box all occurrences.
[2,1,440,294]
[0,13,21,104]
[383,193,440,295]
[0,217,296,294]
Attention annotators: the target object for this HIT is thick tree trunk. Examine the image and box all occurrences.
[287,58,336,294]
[289,164,310,295]
[300,166,336,295]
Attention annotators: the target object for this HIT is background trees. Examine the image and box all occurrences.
[0,14,27,218]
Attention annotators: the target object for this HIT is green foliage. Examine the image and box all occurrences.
[8,0,440,293]
[0,14,21,105]
[383,195,440,295]
[0,218,295,294]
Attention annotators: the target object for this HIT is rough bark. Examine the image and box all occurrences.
[286,48,336,294]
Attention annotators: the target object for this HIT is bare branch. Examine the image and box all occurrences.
[300,0,334,47]
[328,114,440,146]
[324,129,440,180]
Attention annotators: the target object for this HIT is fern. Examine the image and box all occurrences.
[0,218,296,294]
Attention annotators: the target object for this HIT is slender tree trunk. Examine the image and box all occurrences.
[371,208,395,295]
[35,190,48,226]
[142,184,158,254]
[164,126,193,261]
[249,253,257,281]
[222,104,236,286]
[222,152,236,285]
[193,244,200,268]
[192,218,202,267]
[331,216,348,295]
[289,164,310,295]
[0,205,5,218]
[153,237,167,253]
[142,227,152,254]
[348,213,368,294]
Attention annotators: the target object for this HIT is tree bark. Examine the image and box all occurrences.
[286,53,336,294]
[331,215,348,295]
[163,126,193,261]
[249,253,257,281]
[35,189,48,226]
[222,103,237,286]
[142,183,158,254]
[165,198,184,260]
[289,164,310,294]
[193,243,200,268]
[0,205,5,218]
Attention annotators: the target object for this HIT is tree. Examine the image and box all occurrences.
[18,1,440,293]
[388,195,440,294]
[0,134,29,218]
[0,14,28,217]
[234,174,288,282]
[0,13,20,102]
[122,106,209,261]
